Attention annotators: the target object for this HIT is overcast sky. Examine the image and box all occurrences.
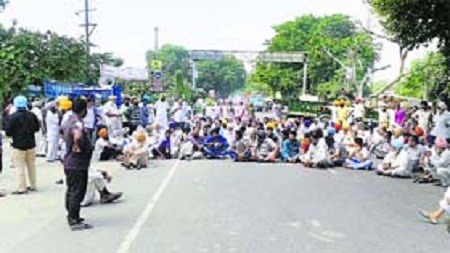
[0,0,433,81]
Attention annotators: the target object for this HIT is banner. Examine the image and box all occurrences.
[100,66,149,81]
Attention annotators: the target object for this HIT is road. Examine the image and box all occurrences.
[0,155,449,253]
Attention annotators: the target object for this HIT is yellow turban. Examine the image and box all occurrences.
[59,99,72,110]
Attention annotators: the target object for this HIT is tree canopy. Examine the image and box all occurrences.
[146,44,247,98]
[250,14,377,100]
[0,22,123,98]
[395,52,447,100]
[369,0,450,61]
[196,56,246,98]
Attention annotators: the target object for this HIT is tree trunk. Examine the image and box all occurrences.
[373,47,408,96]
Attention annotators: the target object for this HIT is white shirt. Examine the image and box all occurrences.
[104,101,119,116]
[83,107,95,129]
[306,139,330,163]
[61,111,73,126]
[155,101,169,117]
[31,107,43,122]
[353,104,365,118]
[391,150,410,172]
[431,111,450,139]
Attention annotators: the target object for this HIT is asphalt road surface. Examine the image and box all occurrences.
[0,156,449,253]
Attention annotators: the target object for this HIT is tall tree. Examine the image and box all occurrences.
[196,56,247,98]
[395,52,448,100]
[146,44,190,88]
[369,0,450,63]
[250,14,377,100]
[0,23,123,99]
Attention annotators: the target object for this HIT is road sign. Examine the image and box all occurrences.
[150,60,163,71]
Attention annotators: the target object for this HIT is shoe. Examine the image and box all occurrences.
[81,202,93,208]
[121,163,132,170]
[26,187,37,192]
[100,192,123,204]
[12,191,27,195]
[70,222,93,231]
[55,179,64,185]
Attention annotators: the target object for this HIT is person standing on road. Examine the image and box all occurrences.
[155,95,169,130]
[62,98,94,231]
[46,102,60,162]
[104,95,122,135]
[125,97,143,135]
[4,95,40,195]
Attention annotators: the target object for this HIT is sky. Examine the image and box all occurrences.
[0,0,433,82]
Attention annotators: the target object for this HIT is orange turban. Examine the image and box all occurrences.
[98,128,108,138]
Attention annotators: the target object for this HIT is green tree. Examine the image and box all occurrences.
[196,56,247,98]
[369,0,450,63]
[146,44,190,88]
[0,23,123,99]
[250,14,377,100]
[395,52,447,100]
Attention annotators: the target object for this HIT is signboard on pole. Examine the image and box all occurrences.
[150,60,163,71]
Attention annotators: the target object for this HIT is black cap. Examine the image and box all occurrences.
[73,99,87,114]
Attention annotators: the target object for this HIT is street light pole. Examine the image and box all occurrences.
[84,0,90,82]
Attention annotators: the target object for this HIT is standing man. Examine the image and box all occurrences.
[31,100,46,157]
[62,98,94,231]
[46,102,60,162]
[155,95,169,130]
[103,96,122,135]
[125,97,142,135]
[4,95,40,194]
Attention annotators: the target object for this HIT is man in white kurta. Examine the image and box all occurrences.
[45,104,60,162]
[155,97,169,130]
[103,96,122,135]
[31,101,46,157]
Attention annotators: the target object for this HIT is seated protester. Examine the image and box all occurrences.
[123,132,149,170]
[281,130,301,163]
[93,128,122,161]
[418,186,450,233]
[376,140,410,177]
[81,169,123,207]
[203,128,234,159]
[168,123,182,158]
[248,130,259,152]
[151,130,171,159]
[392,128,405,144]
[325,127,336,154]
[263,126,280,161]
[223,123,235,147]
[302,132,333,169]
[405,135,425,173]
[367,127,385,152]
[256,131,277,162]
[301,132,311,155]
[372,130,393,159]
[344,137,373,170]
[420,138,450,185]
[332,137,348,167]
[180,127,204,160]
[233,130,252,161]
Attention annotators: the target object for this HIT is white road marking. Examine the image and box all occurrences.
[116,160,181,253]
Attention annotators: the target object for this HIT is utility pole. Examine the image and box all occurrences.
[78,0,97,83]
[154,27,159,57]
